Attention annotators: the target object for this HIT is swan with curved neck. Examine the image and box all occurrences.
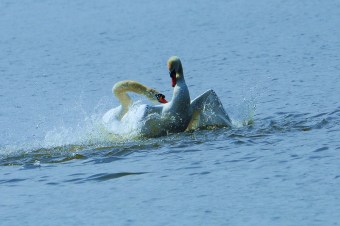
[112,80,167,120]
[102,80,167,126]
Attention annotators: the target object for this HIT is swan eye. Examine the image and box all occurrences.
[155,93,167,103]
[155,93,165,100]
[169,69,176,78]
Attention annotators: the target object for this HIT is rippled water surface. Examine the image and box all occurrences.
[1,0,340,225]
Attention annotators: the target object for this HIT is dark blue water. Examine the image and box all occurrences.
[1,0,340,225]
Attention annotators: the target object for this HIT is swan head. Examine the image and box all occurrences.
[167,56,183,87]
[148,89,168,104]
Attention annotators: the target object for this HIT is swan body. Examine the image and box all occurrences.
[139,56,193,136]
[103,56,232,137]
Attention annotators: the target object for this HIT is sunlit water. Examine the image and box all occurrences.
[1,0,340,225]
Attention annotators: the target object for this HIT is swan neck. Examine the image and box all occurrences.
[113,80,160,107]
[171,73,190,106]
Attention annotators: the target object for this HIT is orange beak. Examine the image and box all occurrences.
[170,69,176,87]
[171,76,176,87]
[159,97,168,103]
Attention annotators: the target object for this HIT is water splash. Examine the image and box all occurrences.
[0,91,257,166]
[101,101,147,137]
[229,96,257,128]
[0,104,139,165]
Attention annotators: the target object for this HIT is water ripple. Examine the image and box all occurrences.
[61,172,147,184]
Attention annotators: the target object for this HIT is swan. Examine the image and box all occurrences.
[103,56,232,137]
[165,56,232,130]
[102,80,168,123]
[135,56,192,136]
[140,56,232,136]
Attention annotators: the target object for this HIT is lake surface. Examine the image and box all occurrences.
[1,0,340,225]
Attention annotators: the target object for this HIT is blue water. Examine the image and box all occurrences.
[1,0,340,225]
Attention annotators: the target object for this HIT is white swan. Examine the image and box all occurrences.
[129,56,190,137]
[140,56,232,136]
[103,56,231,137]
[102,80,167,124]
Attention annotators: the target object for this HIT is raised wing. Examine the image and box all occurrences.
[187,89,232,130]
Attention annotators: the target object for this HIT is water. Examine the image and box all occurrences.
[1,0,340,225]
